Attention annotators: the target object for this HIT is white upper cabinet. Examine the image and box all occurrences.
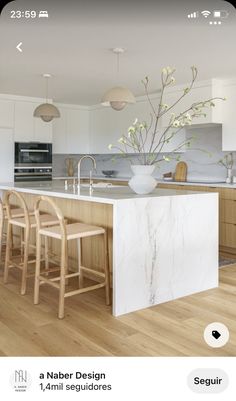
[0,78,227,154]
[14,100,52,142]
[34,116,52,143]
[14,101,35,141]
[66,108,89,154]
[89,95,186,154]
[0,99,14,128]
[222,80,236,151]
[52,105,90,154]
[161,79,223,127]
[52,107,67,153]
[90,99,158,154]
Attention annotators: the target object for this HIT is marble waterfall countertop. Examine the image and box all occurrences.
[0,181,218,316]
[0,181,213,205]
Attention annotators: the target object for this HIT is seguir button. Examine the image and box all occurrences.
[187,369,229,393]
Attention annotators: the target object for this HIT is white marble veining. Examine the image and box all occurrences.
[0,182,218,316]
[113,192,218,315]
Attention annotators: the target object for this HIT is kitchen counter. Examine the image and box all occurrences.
[53,175,236,189]
[157,180,236,188]
[0,181,218,316]
[0,181,212,204]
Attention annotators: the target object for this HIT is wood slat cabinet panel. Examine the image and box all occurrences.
[220,199,236,224]
[220,188,236,200]
[157,183,219,192]
[219,189,236,253]
[220,222,236,249]
[110,180,128,186]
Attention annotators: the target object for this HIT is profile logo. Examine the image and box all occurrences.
[10,370,32,392]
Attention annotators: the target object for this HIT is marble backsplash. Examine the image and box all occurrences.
[53,126,235,181]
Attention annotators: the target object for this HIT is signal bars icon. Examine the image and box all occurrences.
[188,11,199,18]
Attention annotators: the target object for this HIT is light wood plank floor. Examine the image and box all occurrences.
[0,264,236,356]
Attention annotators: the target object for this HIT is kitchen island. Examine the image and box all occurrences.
[0,182,218,316]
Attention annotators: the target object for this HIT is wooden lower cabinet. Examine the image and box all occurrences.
[158,182,236,258]
[220,222,236,249]
[220,199,236,224]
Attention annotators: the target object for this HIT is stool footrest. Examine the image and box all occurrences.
[40,266,61,276]
[80,265,105,279]
[39,276,60,289]
[64,282,106,298]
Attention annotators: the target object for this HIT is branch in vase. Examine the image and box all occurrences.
[159,66,198,118]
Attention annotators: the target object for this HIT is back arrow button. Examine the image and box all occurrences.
[16,42,23,52]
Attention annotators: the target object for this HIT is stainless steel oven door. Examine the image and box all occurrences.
[15,142,52,165]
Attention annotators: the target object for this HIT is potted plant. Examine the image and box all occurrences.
[108,66,225,194]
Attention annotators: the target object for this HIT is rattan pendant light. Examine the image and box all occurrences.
[33,74,60,122]
[101,48,136,111]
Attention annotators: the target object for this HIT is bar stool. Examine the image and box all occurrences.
[34,195,111,319]
[4,190,60,295]
[0,197,35,266]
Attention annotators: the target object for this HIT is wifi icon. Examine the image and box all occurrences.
[201,10,211,18]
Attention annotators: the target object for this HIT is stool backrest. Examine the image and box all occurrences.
[4,190,30,227]
[34,196,66,239]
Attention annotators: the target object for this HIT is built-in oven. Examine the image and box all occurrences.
[15,142,52,165]
[14,142,53,182]
[14,167,52,182]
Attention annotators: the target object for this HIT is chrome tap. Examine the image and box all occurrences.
[77,155,97,189]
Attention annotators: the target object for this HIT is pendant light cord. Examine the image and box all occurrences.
[45,77,48,102]
[117,52,120,75]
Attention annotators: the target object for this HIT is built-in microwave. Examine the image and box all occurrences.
[14,142,52,165]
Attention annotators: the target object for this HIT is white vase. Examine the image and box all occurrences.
[128,165,157,194]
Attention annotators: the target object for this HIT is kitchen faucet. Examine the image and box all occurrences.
[77,155,97,190]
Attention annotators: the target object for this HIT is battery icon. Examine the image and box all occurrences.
[213,10,229,18]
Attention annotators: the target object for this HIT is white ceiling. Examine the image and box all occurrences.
[0,0,235,105]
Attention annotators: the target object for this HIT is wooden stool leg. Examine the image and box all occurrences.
[3,222,11,283]
[104,231,111,305]
[45,236,49,275]
[0,215,3,265]
[58,239,66,319]
[34,231,41,305]
[20,227,24,262]
[20,226,30,295]
[65,241,69,285]
[9,225,13,259]
[78,238,84,288]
